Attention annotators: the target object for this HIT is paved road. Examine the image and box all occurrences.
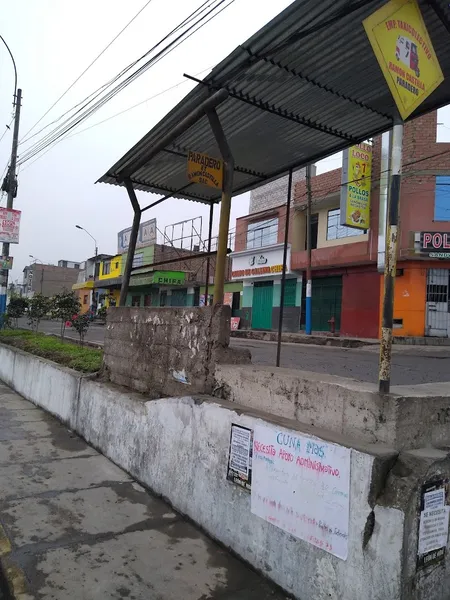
[0,381,285,599]
[18,319,450,386]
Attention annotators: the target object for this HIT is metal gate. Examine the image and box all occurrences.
[426,269,449,337]
[252,281,273,330]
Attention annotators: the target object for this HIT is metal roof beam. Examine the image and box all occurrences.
[129,177,220,204]
[140,184,194,213]
[116,88,229,181]
[244,48,392,121]
[183,74,356,142]
[163,147,268,180]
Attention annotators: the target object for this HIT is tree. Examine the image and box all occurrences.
[67,312,92,346]
[6,296,28,328]
[51,292,81,340]
[28,294,51,333]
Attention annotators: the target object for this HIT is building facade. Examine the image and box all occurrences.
[23,262,81,299]
[231,110,450,338]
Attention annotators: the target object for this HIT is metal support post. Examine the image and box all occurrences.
[379,122,404,394]
[0,88,22,318]
[276,168,293,367]
[377,131,391,273]
[119,179,142,307]
[305,164,313,335]
[206,109,234,306]
[204,203,214,306]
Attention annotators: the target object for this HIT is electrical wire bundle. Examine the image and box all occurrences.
[16,0,235,169]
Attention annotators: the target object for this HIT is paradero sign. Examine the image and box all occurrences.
[420,231,450,252]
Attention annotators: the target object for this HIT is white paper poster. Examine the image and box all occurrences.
[418,486,449,556]
[251,424,351,560]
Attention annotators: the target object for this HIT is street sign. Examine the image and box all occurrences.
[187,150,223,190]
[340,142,372,229]
[0,256,13,270]
[0,207,21,244]
[363,0,443,120]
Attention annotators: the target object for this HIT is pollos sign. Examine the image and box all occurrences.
[420,232,450,252]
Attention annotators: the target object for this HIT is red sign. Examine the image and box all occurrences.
[231,317,240,331]
[0,207,21,244]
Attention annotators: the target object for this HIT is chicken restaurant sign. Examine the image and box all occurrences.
[415,231,450,259]
[231,244,291,280]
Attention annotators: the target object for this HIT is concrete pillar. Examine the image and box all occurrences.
[242,281,253,307]
[186,287,195,307]
[273,280,281,307]
[296,276,303,307]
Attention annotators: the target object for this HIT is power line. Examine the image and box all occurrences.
[19,0,156,143]
[17,0,234,167]
[19,0,218,148]
[17,0,230,165]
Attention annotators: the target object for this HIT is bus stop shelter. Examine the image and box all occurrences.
[98,0,450,391]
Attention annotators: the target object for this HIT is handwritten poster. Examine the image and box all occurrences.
[251,424,351,560]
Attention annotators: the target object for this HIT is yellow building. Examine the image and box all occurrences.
[97,254,123,307]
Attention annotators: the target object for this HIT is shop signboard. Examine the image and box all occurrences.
[415,231,450,258]
[118,218,157,254]
[363,0,443,120]
[153,270,185,286]
[231,244,290,280]
[340,143,372,230]
[187,150,223,190]
[0,207,21,244]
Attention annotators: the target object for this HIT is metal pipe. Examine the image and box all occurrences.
[276,168,293,367]
[305,164,313,335]
[119,179,142,307]
[379,122,403,394]
[117,89,228,180]
[377,131,391,273]
[204,203,214,306]
[206,109,234,306]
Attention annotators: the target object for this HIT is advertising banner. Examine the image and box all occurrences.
[251,424,351,560]
[415,231,450,259]
[117,218,156,254]
[340,143,372,229]
[363,0,443,120]
[0,207,21,244]
[187,150,223,190]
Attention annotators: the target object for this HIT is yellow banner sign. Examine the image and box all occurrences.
[340,143,372,230]
[187,150,223,190]
[364,0,443,121]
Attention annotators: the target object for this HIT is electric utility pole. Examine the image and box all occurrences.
[0,88,22,317]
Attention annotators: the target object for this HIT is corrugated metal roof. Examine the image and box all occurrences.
[98,0,450,204]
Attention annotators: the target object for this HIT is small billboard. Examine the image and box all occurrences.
[0,208,21,244]
[118,218,157,254]
[340,143,372,230]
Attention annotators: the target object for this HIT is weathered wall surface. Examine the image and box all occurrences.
[1,342,450,600]
[103,305,250,397]
[214,365,450,450]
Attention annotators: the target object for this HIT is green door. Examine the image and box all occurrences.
[252,281,273,330]
[311,276,342,332]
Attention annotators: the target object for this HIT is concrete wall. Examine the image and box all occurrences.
[1,342,450,600]
[103,305,249,397]
[214,364,450,450]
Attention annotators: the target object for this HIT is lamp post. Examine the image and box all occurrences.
[75,225,98,257]
[29,255,43,264]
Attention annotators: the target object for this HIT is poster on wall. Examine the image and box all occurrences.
[340,143,372,230]
[0,207,21,244]
[227,424,253,492]
[417,478,450,570]
[223,292,233,307]
[251,424,351,560]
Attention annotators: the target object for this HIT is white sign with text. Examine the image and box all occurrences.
[231,244,291,280]
[251,424,351,560]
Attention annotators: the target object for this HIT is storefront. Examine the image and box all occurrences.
[230,243,301,331]
[126,270,196,307]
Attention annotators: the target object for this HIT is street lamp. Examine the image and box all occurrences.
[29,255,43,264]
[75,225,98,257]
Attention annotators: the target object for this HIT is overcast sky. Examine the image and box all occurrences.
[1,0,450,285]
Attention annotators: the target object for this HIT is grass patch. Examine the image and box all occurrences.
[0,329,103,373]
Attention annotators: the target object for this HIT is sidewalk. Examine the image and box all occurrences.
[0,381,286,600]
